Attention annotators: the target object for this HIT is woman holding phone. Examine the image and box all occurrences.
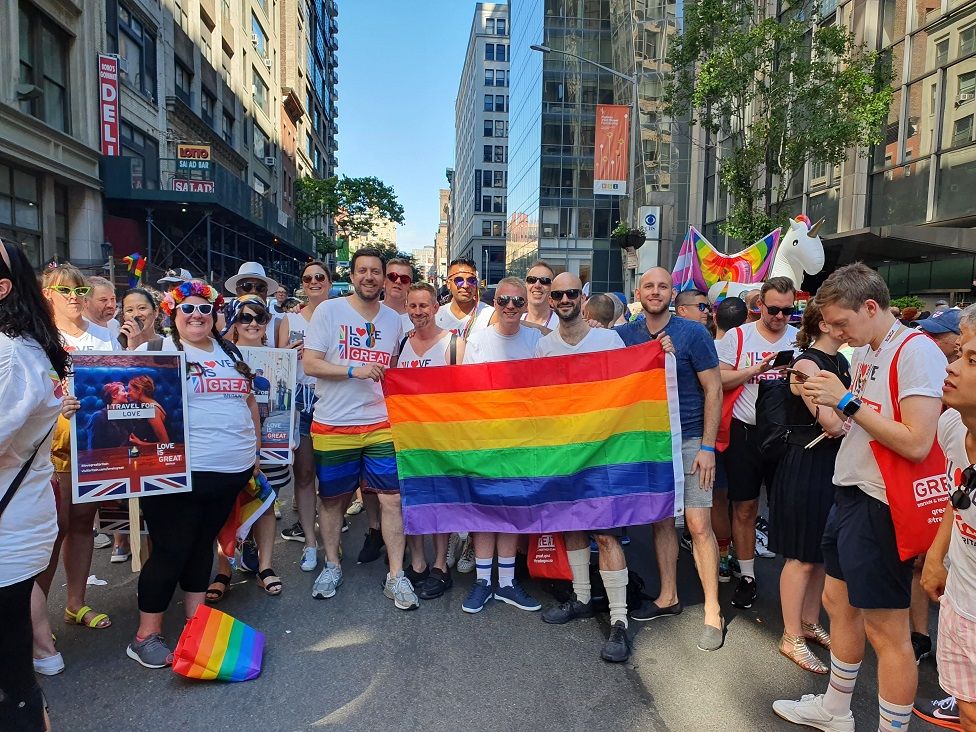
[277,260,330,572]
[118,288,162,351]
[769,299,850,674]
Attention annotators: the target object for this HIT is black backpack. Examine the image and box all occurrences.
[755,375,799,465]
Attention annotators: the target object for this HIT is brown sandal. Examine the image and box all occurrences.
[779,632,828,674]
[802,621,832,651]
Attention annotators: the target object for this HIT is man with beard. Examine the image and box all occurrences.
[436,258,493,336]
[303,248,418,610]
[383,258,414,333]
[85,276,120,343]
[523,261,558,330]
[534,273,633,662]
[616,268,725,651]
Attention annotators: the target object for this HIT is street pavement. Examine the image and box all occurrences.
[42,501,945,732]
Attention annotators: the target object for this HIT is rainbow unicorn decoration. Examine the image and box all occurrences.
[672,215,825,300]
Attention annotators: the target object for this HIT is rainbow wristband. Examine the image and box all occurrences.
[347,366,354,379]
[700,445,716,453]
[837,392,854,411]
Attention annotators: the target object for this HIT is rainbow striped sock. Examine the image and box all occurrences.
[823,655,861,715]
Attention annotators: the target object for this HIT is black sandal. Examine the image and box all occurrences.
[206,573,231,603]
[258,568,282,596]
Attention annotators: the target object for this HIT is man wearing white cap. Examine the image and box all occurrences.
[157,268,192,287]
[225,262,279,301]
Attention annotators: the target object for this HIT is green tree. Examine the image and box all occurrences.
[294,176,405,259]
[333,243,420,284]
[666,0,893,245]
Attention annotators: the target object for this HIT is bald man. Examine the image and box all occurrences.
[535,273,631,662]
[615,268,725,651]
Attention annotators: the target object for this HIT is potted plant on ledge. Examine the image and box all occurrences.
[611,221,646,249]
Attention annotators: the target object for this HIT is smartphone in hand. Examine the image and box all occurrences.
[772,350,794,368]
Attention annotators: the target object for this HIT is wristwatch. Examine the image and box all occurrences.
[841,398,862,418]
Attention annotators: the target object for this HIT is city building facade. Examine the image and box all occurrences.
[1,0,107,268]
[433,186,450,281]
[451,2,510,286]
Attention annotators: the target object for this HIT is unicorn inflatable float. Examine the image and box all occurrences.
[672,215,826,300]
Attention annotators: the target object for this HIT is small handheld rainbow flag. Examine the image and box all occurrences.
[122,252,145,288]
[217,473,275,558]
[172,605,264,682]
[383,340,683,535]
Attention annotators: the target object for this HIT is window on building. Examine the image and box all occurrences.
[959,70,976,104]
[484,119,493,137]
[952,115,974,145]
[496,70,507,87]
[255,0,268,13]
[251,13,268,58]
[18,2,70,133]
[201,90,216,126]
[485,69,494,86]
[221,47,232,84]
[482,220,492,236]
[492,220,504,236]
[497,18,506,35]
[0,163,44,266]
[253,124,270,159]
[482,170,492,187]
[174,0,189,33]
[936,38,950,66]
[222,110,234,145]
[962,25,976,57]
[485,17,495,34]
[118,3,158,100]
[483,145,492,162]
[496,44,506,62]
[493,170,505,187]
[199,22,213,62]
[494,94,505,112]
[253,173,269,195]
[253,67,269,113]
[175,61,192,102]
[494,145,505,162]
[121,121,159,189]
[495,120,506,137]
[485,44,495,61]
[484,94,493,112]
[482,195,491,212]
[492,196,504,213]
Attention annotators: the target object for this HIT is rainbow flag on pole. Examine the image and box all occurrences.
[172,606,264,682]
[383,340,683,535]
[122,252,145,288]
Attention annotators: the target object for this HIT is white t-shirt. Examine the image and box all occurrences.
[436,301,493,337]
[939,409,976,621]
[0,335,61,586]
[465,325,542,364]
[536,326,624,357]
[398,311,413,334]
[304,297,403,426]
[138,337,256,472]
[282,312,315,386]
[61,322,118,352]
[398,331,453,368]
[833,327,947,503]
[522,310,558,330]
[716,321,798,425]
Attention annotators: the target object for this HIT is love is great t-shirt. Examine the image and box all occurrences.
[138,337,256,472]
[304,297,403,426]
[716,321,797,426]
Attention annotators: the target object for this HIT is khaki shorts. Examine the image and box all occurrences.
[681,438,713,510]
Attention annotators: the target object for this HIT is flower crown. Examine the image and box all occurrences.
[160,281,224,316]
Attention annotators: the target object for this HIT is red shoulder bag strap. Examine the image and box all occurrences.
[886,332,921,423]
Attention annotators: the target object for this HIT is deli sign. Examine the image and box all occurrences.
[176,144,212,171]
[98,54,120,156]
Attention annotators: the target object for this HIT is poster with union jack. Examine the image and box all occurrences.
[69,352,192,504]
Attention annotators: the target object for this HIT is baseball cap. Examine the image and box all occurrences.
[917,309,961,335]
[158,268,192,285]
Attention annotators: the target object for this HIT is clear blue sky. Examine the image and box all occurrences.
[337,1,476,254]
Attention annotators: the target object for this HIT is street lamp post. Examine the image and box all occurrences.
[530,44,639,295]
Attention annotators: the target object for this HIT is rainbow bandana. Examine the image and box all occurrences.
[383,341,683,535]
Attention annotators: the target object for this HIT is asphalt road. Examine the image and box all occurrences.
[41,500,945,732]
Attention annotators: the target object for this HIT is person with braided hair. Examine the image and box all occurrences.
[128,281,260,669]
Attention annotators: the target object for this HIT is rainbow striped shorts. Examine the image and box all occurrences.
[311,421,399,498]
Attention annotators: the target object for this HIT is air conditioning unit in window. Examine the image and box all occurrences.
[263,57,272,69]
[118,56,129,75]
[251,33,260,45]
[264,156,276,166]
[957,92,975,105]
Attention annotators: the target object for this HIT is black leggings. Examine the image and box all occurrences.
[138,468,251,613]
[0,576,44,732]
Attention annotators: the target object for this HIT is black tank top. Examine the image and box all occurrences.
[784,348,851,447]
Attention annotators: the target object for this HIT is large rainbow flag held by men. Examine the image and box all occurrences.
[383,341,683,535]
[671,226,780,293]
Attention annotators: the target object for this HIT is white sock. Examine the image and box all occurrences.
[600,568,629,628]
[823,654,861,716]
[475,557,492,584]
[738,558,755,579]
[497,556,515,588]
[567,548,591,603]
[878,697,912,731]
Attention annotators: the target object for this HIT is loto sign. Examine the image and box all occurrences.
[98,54,120,156]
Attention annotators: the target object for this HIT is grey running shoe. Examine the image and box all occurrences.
[300,546,318,572]
[384,571,420,610]
[312,562,343,599]
[455,536,475,573]
[126,633,173,669]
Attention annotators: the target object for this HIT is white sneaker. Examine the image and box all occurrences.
[772,694,854,732]
[445,533,460,569]
[311,562,342,599]
[756,529,776,558]
[456,536,475,574]
[93,533,112,549]
[33,652,64,676]
[383,571,419,610]
[300,546,318,572]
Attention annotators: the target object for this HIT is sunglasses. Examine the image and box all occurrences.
[763,303,796,317]
[452,276,479,288]
[951,465,976,510]
[302,273,328,284]
[238,312,271,325]
[550,289,581,301]
[49,285,93,298]
[526,275,552,286]
[680,302,711,313]
[387,272,413,285]
[496,295,526,308]
[236,281,268,294]
[178,303,215,316]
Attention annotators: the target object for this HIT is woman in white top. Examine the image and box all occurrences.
[276,260,330,572]
[38,264,117,634]
[128,281,260,669]
[0,241,75,729]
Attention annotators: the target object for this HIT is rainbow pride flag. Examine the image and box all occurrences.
[122,252,145,288]
[672,226,780,293]
[217,473,275,558]
[383,341,683,535]
[172,606,264,682]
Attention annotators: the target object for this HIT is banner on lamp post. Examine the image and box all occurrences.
[593,104,629,195]
[98,54,120,156]
[639,206,661,240]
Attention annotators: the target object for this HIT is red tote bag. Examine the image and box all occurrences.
[716,327,744,453]
[869,334,947,561]
[527,533,573,581]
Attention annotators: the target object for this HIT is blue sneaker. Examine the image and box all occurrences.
[494,580,542,611]
[462,579,494,614]
[239,540,258,573]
